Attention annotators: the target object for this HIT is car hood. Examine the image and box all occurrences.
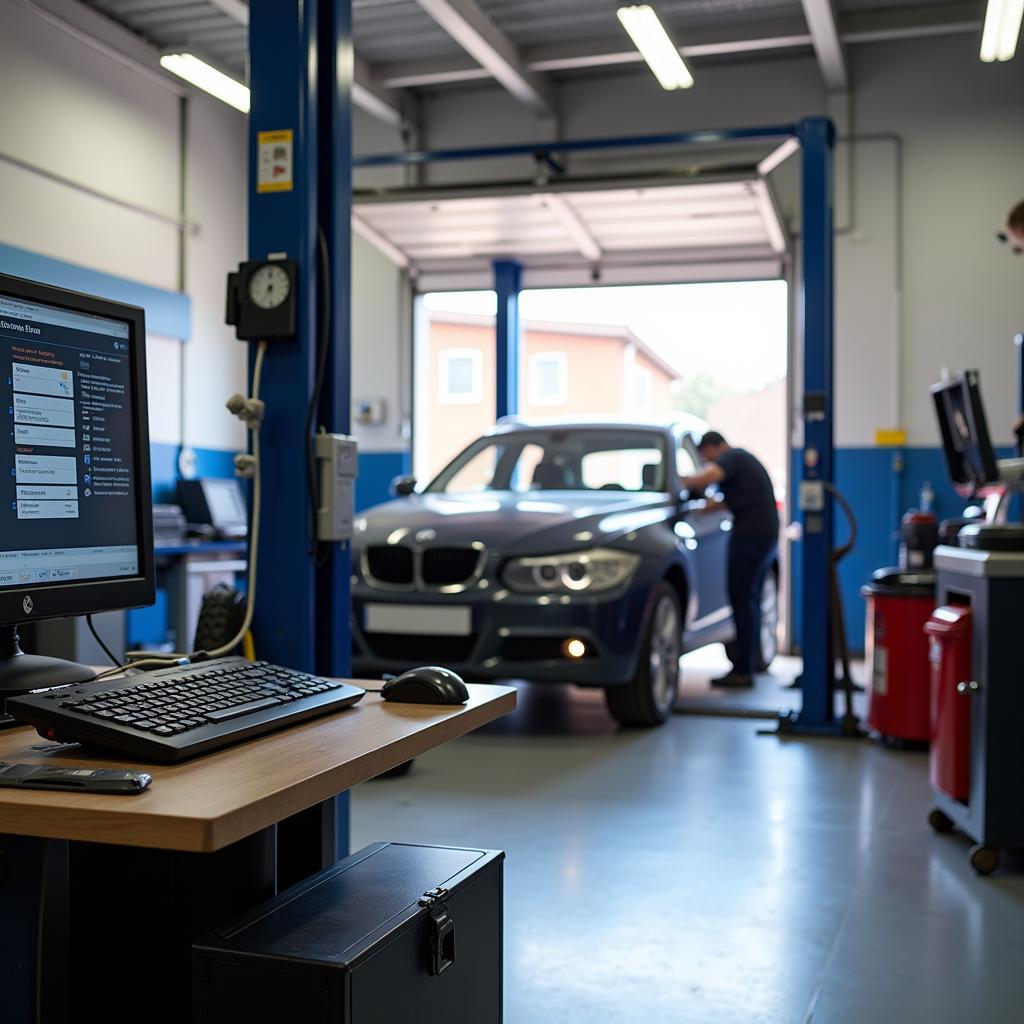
[354,491,673,554]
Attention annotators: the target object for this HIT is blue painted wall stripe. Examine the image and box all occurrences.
[148,443,238,502]
[0,242,191,341]
[792,444,1013,654]
[356,450,410,512]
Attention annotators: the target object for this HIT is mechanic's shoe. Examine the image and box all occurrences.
[710,673,755,688]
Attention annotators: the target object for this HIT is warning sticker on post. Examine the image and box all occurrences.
[257,130,294,193]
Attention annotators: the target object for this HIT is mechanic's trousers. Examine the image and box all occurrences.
[727,532,778,675]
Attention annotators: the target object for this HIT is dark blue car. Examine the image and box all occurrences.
[351,419,779,726]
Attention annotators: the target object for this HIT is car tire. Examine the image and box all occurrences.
[725,570,780,673]
[605,582,681,727]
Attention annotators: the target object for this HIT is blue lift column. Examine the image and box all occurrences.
[494,260,522,418]
[248,0,353,877]
[792,116,836,730]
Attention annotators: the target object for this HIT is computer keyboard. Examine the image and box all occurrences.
[7,657,365,763]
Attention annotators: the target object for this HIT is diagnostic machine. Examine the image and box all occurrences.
[0,272,154,707]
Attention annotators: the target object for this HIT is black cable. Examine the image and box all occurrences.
[305,227,332,561]
[85,614,120,667]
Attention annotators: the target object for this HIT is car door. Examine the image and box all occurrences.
[677,437,732,632]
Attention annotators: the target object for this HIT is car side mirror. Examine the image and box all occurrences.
[391,474,417,497]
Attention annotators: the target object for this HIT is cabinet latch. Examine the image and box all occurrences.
[418,886,456,975]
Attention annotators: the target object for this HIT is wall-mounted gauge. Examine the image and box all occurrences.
[226,259,298,341]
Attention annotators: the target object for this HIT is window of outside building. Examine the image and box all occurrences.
[529,351,568,405]
[439,348,482,405]
[633,365,653,410]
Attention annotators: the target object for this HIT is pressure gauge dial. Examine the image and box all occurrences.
[248,263,292,310]
[226,259,298,341]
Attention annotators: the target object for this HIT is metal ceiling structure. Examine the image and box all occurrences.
[352,171,788,290]
[78,0,983,124]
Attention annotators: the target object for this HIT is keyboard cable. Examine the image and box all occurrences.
[95,339,269,682]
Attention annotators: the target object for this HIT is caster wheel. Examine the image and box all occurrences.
[969,844,1000,876]
[928,808,955,834]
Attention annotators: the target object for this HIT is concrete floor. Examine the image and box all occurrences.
[352,648,1024,1023]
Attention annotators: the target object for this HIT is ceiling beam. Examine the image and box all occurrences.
[375,5,978,91]
[799,0,847,90]
[412,0,555,115]
[537,193,602,263]
[205,0,250,23]
[352,56,406,127]
[194,0,406,126]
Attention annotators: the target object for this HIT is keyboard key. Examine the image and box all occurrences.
[204,697,282,722]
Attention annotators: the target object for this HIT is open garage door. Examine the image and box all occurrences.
[358,166,795,680]
[353,171,787,292]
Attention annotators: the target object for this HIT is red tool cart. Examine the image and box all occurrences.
[862,569,935,743]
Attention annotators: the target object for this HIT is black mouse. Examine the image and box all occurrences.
[381,666,469,705]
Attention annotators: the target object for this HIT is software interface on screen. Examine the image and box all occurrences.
[0,292,139,589]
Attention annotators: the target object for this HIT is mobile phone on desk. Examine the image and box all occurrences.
[0,763,152,794]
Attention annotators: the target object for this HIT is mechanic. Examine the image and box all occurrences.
[682,431,779,687]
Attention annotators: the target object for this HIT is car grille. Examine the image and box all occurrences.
[359,632,476,663]
[363,545,482,588]
[366,546,414,585]
[422,547,481,586]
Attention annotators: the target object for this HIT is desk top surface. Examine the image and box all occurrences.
[0,683,515,853]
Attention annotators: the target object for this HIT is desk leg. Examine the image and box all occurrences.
[0,835,69,1024]
[69,827,276,1024]
[277,792,350,891]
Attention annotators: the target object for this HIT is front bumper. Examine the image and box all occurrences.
[351,580,652,687]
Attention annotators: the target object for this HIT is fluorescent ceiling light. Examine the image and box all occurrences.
[616,5,693,90]
[160,53,250,112]
[980,0,1024,61]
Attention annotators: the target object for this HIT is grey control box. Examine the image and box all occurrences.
[315,433,358,542]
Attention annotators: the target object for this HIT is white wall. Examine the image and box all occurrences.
[849,35,1024,446]
[350,231,410,453]
[183,93,248,453]
[0,0,247,456]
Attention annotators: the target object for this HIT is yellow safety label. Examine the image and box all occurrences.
[257,130,294,193]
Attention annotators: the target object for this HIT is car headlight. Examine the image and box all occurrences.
[503,548,640,595]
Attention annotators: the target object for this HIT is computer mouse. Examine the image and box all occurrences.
[381,666,469,705]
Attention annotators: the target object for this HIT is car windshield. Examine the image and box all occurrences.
[426,429,670,495]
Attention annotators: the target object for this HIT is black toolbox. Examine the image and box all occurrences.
[192,842,504,1023]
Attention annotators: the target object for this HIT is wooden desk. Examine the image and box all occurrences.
[0,683,515,1024]
[0,683,515,852]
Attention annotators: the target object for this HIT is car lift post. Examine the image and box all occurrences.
[248,0,354,877]
[778,116,839,733]
[494,259,522,419]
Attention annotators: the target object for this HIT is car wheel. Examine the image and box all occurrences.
[758,570,780,670]
[724,570,780,673]
[605,582,681,727]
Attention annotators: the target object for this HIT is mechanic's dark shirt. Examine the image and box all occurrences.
[714,448,779,537]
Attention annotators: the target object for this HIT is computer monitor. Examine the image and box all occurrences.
[931,370,1000,490]
[0,273,154,699]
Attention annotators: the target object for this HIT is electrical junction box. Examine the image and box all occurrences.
[316,433,358,542]
[355,398,387,426]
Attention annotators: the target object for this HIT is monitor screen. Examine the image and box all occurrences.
[0,285,145,597]
[931,369,999,489]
